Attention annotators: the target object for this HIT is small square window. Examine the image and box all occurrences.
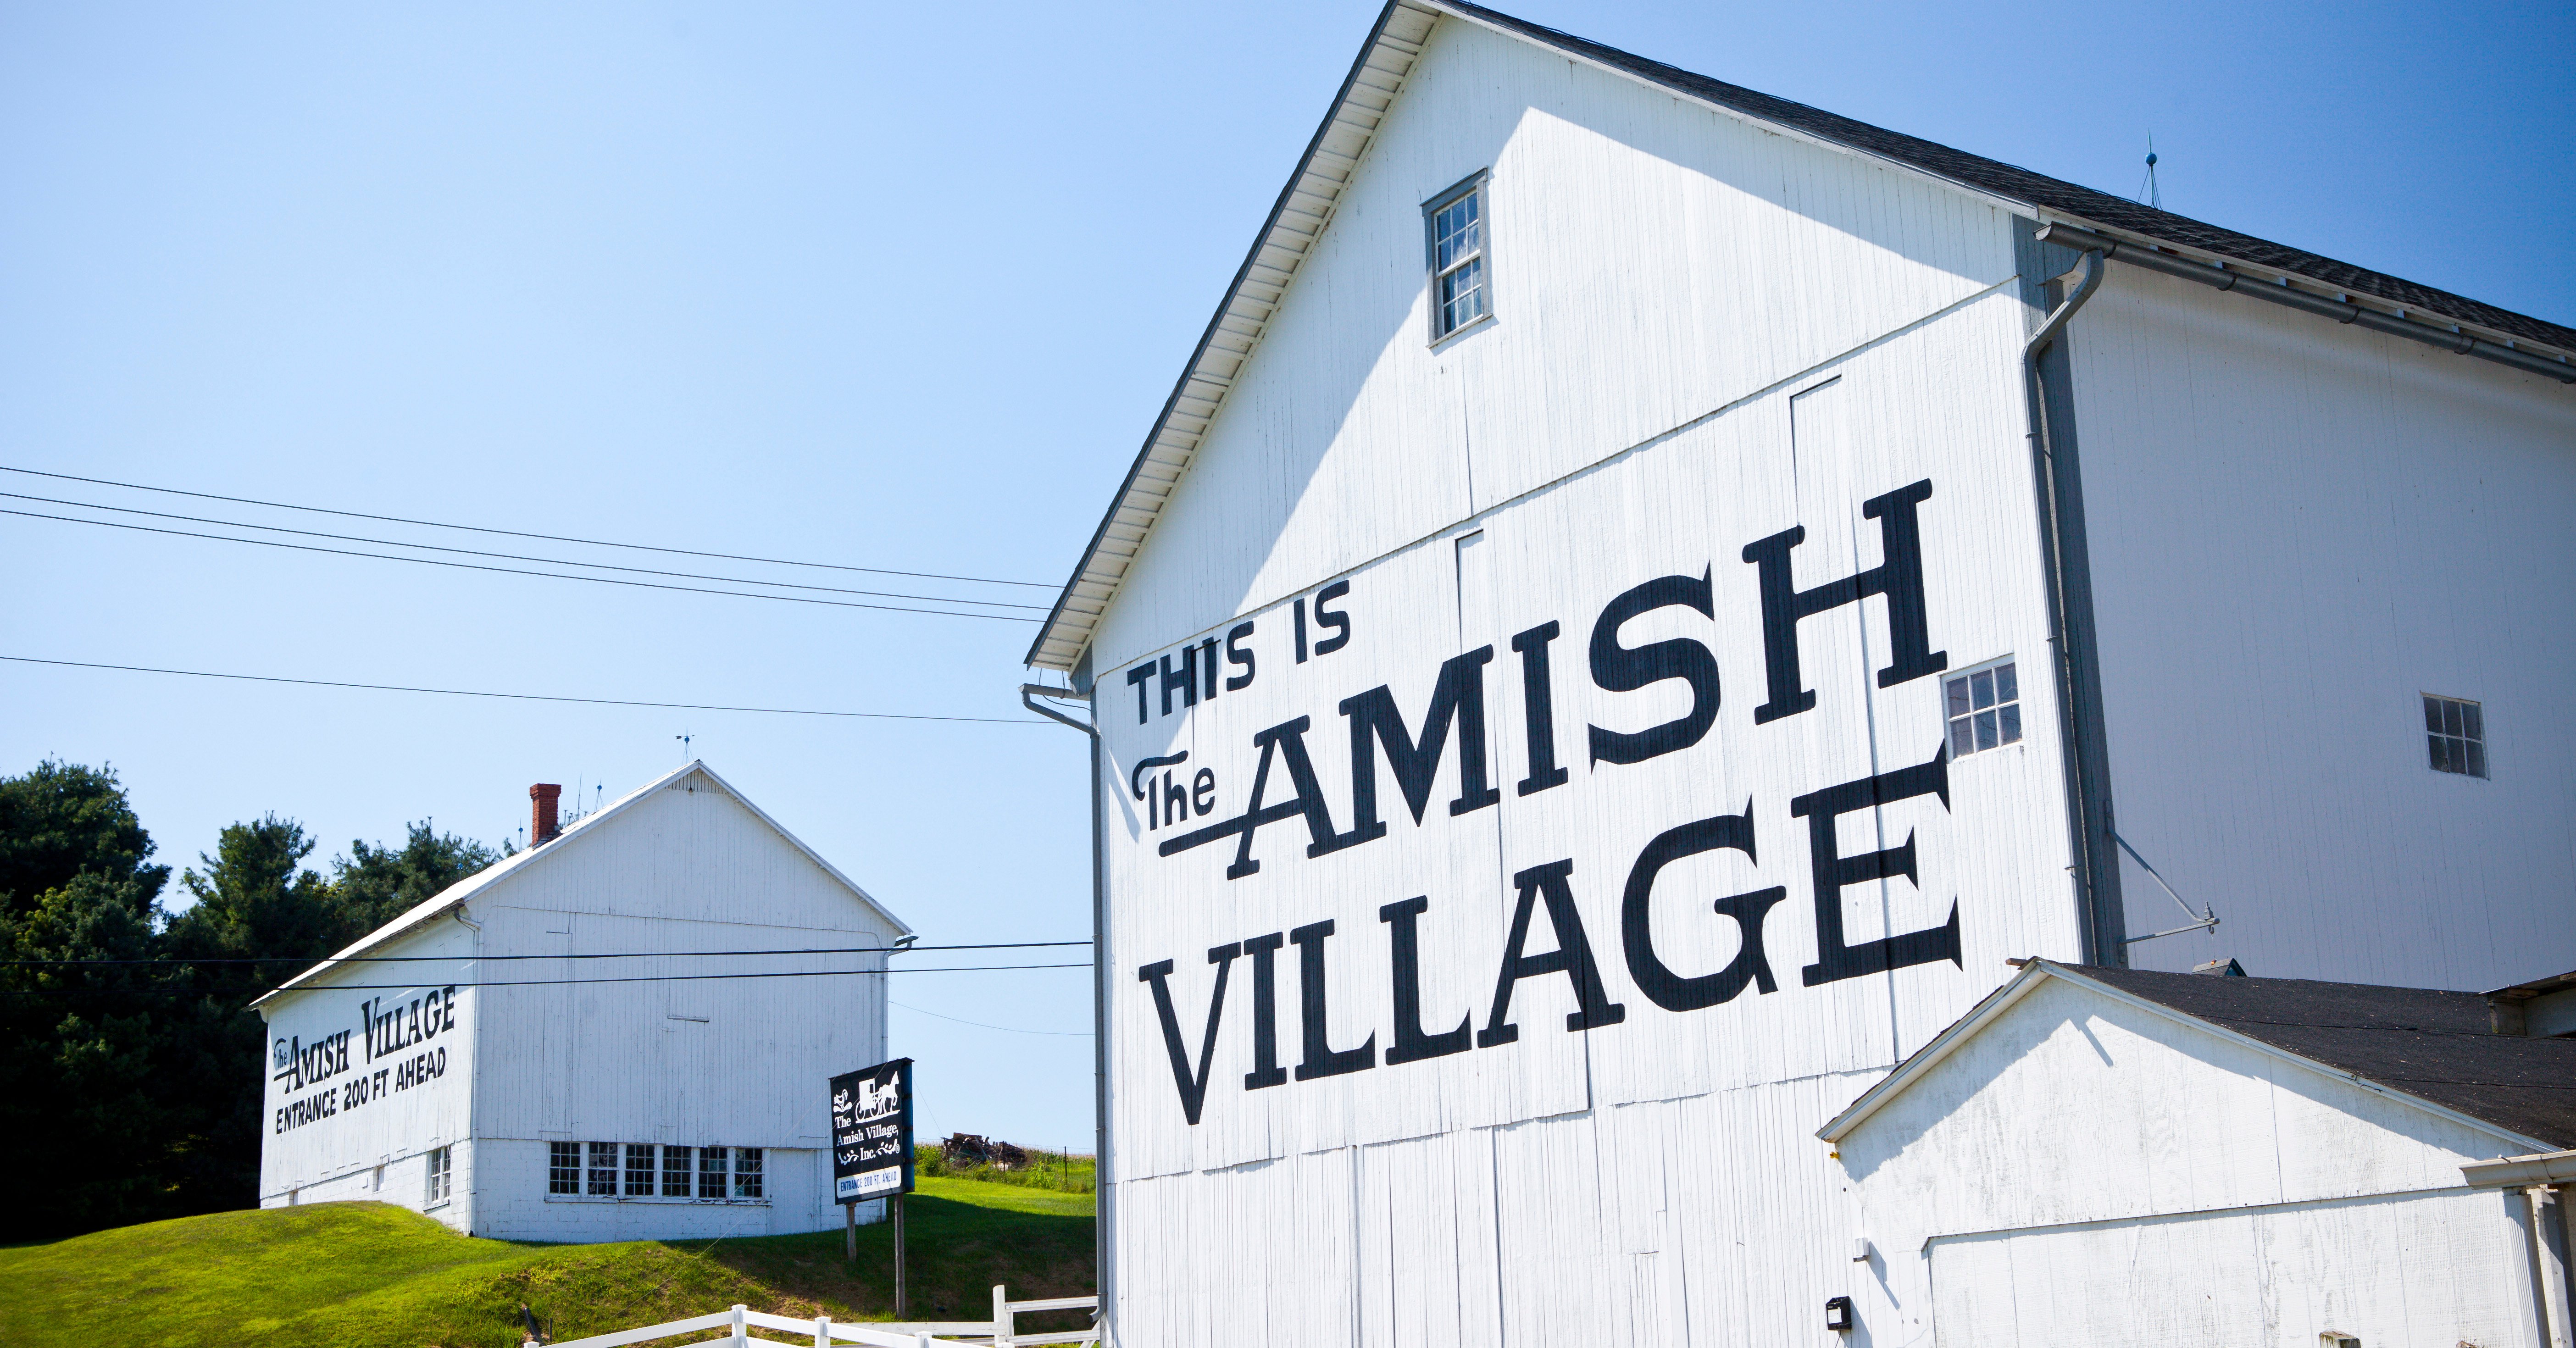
[1945,659,2024,759]
[1425,177,1491,341]
[548,1141,580,1195]
[2423,694,2486,778]
[662,1145,693,1198]
[586,1141,618,1197]
[699,1146,728,1200]
[624,1143,655,1197]
[426,1145,451,1205]
[733,1148,763,1200]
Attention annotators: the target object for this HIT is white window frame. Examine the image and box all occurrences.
[425,1144,452,1208]
[1943,656,2026,759]
[2423,693,2487,779]
[543,1142,770,1205]
[1424,172,1494,344]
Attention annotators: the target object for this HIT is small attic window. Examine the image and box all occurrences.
[1426,174,1491,341]
[2424,693,2486,778]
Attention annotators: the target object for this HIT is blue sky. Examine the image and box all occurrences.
[4,0,2568,1151]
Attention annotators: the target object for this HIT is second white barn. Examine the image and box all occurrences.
[1024,2,2576,1344]
[253,761,908,1242]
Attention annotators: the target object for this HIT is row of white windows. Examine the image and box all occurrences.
[548,1141,763,1200]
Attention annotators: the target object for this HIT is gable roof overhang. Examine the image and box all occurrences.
[1025,0,2576,673]
[249,760,910,1010]
[1816,959,2561,1154]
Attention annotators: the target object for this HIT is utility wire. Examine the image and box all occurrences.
[0,464,1054,589]
[2,509,1041,622]
[0,492,1049,611]
[0,962,1095,998]
[3,941,1093,967]
[893,999,1094,1037]
[0,655,1045,724]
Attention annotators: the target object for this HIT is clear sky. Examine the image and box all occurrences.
[5,0,2568,1153]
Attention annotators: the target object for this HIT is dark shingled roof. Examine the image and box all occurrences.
[1443,1,2576,355]
[2082,966,2576,1150]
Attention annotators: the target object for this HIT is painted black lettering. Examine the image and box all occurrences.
[1793,742,1960,986]
[1313,580,1352,655]
[1294,598,1309,663]
[1621,805,1790,1012]
[1200,638,1220,701]
[1126,665,1153,724]
[1510,621,1568,796]
[1224,622,1257,691]
[1240,932,1287,1090]
[1160,647,1198,716]
[1339,646,1500,845]
[1191,768,1216,817]
[1138,943,1242,1126]
[1379,897,1471,1065]
[1161,772,1188,828]
[1587,570,1721,766]
[1289,920,1375,1080]
[1477,860,1626,1047]
[1159,717,1351,878]
[1743,478,1947,724]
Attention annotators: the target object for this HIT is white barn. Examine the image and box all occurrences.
[1022,2,2576,1343]
[252,761,908,1242]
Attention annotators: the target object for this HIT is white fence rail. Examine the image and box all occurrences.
[530,1287,1099,1348]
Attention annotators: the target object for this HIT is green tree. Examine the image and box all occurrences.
[331,821,503,933]
[0,760,167,919]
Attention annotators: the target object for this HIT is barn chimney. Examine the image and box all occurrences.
[529,783,562,845]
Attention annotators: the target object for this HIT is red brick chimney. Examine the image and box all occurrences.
[529,783,562,845]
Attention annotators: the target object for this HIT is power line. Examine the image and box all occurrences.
[0,463,1054,590]
[893,999,1094,1037]
[3,940,1093,967]
[0,962,1096,998]
[1,655,1046,724]
[0,491,1049,611]
[3,508,1041,622]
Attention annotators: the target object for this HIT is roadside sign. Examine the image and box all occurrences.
[829,1058,913,1204]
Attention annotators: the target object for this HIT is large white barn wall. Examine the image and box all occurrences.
[1092,14,2085,1345]
[1092,15,2024,673]
[2067,266,2576,990]
[468,771,894,1239]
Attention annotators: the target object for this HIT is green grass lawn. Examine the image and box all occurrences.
[0,1177,1094,1348]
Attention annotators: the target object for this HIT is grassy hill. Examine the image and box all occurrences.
[0,1176,1093,1348]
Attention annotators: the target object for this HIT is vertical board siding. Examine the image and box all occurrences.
[2067,264,2576,989]
[259,769,889,1241]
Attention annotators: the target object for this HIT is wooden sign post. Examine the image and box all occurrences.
[827,1059,915,1305]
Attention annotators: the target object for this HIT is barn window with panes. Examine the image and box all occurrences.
[662,1145,693,1197]
[426,1146,451,1205]
[625,1143,655,1196]
[1945,660,2022,757]
[548,1141,579,1194]
[733,1148,764,1200]
[586,1141,617,1196]
[2424,694,2486,777]
[699,1146,728,1199]
[1426,176,1490,340]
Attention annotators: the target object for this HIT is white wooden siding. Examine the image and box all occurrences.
[1835,976,2544,1347]
[2067,262,2576,989]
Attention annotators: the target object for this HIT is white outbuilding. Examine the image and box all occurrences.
[252,760,907,1242]
[1020,1,2575,1343]
[1820,960,2576,1348]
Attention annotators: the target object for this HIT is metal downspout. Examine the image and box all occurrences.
[1021,682,1111,1344]
[2021,245,2115,964]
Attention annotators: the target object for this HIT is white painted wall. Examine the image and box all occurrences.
[257,765,895,1241]
[1088,16,2079,1347]
[2066,264,2576,990]
[1833,975,2545,1347]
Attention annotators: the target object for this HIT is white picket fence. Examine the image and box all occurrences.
[527,1286,1099,1348]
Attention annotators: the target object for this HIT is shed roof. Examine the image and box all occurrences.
[249,760,910,1009]
[1027,0,2576,672]
[1821,961,2576,1151]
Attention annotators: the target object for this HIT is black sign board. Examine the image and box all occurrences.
[829,1058,913,1204]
